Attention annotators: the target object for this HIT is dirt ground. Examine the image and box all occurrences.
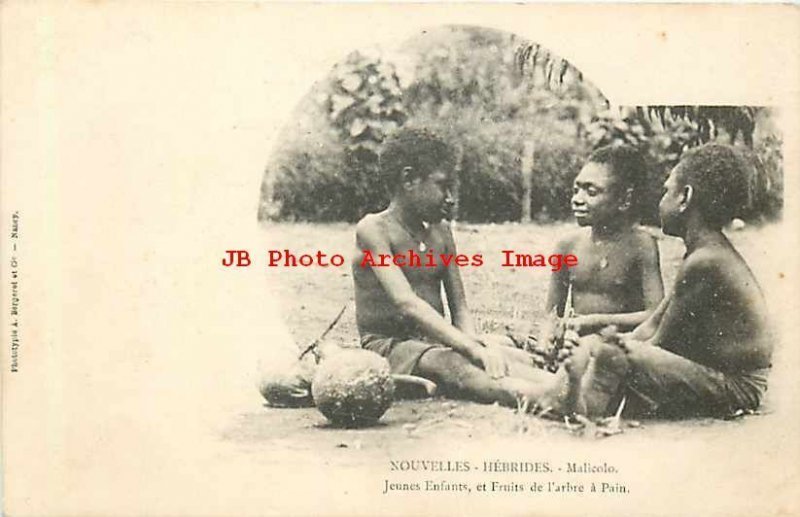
[231,221,788,452]
[203,221,800,516]
[224,398,764,458]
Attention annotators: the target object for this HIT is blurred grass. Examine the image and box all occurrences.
[262,221,781,350]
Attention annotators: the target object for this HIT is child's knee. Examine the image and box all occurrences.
[417,349,471,381]
[418,349,493,391]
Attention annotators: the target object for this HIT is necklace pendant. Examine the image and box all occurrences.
[419,242,427,252]
[600,257,609,269]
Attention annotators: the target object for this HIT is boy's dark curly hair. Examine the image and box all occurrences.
[676,143,750,228]
[379,128,455,192]
[587,144,647,195]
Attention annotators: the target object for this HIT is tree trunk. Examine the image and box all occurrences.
[521,140,535,223]
[452,143,464,221]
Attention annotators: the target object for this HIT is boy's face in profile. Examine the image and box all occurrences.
[658,167,685,237]
[571,162,623,227]
[404,168,455,223]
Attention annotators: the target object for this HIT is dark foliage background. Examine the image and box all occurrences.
[260,26,783,225]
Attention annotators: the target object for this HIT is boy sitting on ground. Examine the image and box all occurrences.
[567,144,773,419]
[353,128,622,414]
[546,145,664,337]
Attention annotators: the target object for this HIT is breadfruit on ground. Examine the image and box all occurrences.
[312,349,394,427]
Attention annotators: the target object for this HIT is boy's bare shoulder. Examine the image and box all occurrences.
[355,212,389,243]
[630,226,661,255]
[555,227,587,252]
[680,246,766,305]
[695,243,752,271]
[681,245,737,282]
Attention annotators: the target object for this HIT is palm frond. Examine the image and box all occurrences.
[515,42,578,91]
[518,42,759,147]
[638,105,759,147]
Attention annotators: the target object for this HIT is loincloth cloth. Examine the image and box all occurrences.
[360,334,448,376]
[623,344,769,419]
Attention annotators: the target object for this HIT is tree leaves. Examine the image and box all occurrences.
[326,51,408,154]
[265,27,779,224]
[349,118,367,137]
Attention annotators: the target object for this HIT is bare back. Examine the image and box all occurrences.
[652,238,772,373]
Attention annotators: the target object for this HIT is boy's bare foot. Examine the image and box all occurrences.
[580,337,630,418]
[531,333,591,417]
[561,337,592,416]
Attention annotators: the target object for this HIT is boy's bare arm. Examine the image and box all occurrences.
[574,311,649,334]
[639,233,665,309]
[356,218,507,377]
[629,291,671,340]
[620,267,702,355]
[648,256,714,349]
[545,237,573,315]
[441,224,476,335]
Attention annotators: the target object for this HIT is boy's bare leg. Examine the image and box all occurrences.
[416,347,588,416]
[518,334,629,418]
[479,334,548,381]
[415,348,517,406]
[481,332,594,414]
[621,343,747,418]
[479,332,630,417]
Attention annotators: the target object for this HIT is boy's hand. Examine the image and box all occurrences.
[617,335,647,355]
[557,328,581,362]
[468,342,509,379]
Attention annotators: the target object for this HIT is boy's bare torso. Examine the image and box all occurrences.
[563,228,656,314]
[353,212,450,339]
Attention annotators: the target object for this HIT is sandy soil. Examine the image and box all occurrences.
[233,221,788,451]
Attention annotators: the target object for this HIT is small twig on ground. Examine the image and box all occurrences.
[575,414,598,438]
[596,396,627,438]
[298,303,349,360]
[516,396,531,434]
[448,420,474,429]
[615,395,627,418]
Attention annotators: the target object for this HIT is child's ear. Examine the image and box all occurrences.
[400,166,416,191]
[679,185,694,212]
[619,187,633,212]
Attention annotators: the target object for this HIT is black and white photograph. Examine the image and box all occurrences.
[253,21,790,502]
[2,3,798,516]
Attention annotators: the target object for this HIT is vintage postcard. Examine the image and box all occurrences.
[2,2,799,516]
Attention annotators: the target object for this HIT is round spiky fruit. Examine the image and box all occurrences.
[311,349,394,427]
